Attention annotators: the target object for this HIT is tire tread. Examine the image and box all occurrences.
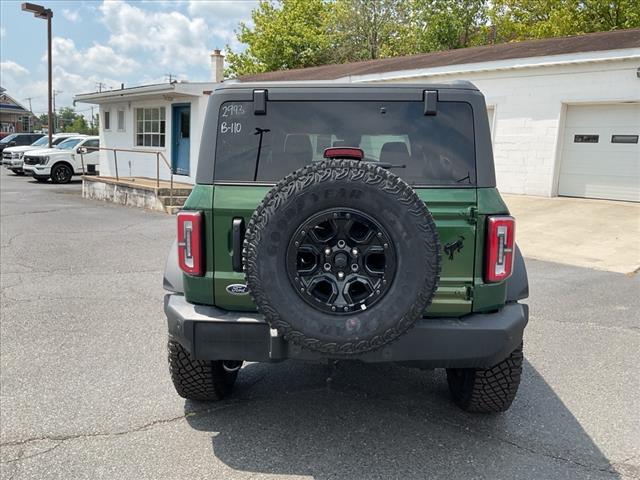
[167,339,238,401]
[447,343,523,413]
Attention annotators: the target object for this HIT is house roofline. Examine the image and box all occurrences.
[345,48,640,83]
[74,81,219,104]
[0,87,31,113]
[237,29,640,82]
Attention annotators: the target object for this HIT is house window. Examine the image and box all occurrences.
[104,110,111,131]
[135,107,166,147]
[117,110,125,132]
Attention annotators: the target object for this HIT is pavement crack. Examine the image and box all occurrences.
[0,403,239,463]
[1,441,63,465]
[0,206,86,218]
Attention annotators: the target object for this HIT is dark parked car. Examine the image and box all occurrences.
[0,133,44,153]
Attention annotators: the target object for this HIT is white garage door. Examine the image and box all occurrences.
[558,104,639,202]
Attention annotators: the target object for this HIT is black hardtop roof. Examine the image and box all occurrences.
[214,81,478,93]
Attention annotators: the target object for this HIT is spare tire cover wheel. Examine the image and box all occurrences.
[244,159,441,355]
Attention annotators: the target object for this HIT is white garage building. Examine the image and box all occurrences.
[240,29,640,202]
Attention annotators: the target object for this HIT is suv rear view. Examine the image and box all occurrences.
[163,83,529,413]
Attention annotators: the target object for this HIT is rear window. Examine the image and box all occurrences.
[214,101,476,186]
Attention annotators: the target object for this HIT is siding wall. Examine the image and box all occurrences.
[97,94,210,184]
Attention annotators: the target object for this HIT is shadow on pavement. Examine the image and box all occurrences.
[25,179,82,185]
[185,360,619,479]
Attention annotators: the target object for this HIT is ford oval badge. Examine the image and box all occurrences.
[226,284,249,295]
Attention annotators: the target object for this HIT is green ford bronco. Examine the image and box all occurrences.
[163,82,529,413]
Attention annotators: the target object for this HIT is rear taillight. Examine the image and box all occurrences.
[485,216,515,283]
[177,211,204,276]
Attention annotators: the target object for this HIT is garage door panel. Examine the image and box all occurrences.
[560,152,639,176]
[559,104,639,202]
[564,104,639,128]
[559,174,640,202]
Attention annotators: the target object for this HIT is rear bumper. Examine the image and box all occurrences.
[165,294,528,368]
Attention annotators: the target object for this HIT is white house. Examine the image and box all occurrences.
[240,29,640,202]
[74,50,224,184]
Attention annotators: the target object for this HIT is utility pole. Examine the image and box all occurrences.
[165,73,177,83]
[95,82,107,93]
[25,97,34,132]
[52,89,63,132]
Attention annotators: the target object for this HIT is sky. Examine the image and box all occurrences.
[0,0,258,119]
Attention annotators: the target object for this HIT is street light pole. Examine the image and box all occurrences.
[46,8,52,145]
[21,3,53,147]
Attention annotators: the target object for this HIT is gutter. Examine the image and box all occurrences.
[74,83,179,105]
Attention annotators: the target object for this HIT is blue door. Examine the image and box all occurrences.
[172,104,191,175]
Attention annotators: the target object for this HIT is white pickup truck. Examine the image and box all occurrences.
[23,136,100,184]
[2,133,84,175]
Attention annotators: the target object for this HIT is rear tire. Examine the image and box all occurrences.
[446,343,523,413]
[12,170,25,176]
[167,339,240,401]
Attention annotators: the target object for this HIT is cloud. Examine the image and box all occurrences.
[187,0,257,49]
[51,37,139,77]
[2,65,123,120]
[1,61,30,76]
[99,0,212,70]
[62,9,80,22]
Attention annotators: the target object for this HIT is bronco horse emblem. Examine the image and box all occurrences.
[444,236,465,260]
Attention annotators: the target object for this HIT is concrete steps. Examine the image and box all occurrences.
[159,194,189,214]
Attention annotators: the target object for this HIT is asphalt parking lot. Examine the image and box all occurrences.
[1,169,638,480]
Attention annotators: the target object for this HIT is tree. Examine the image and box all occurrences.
[89,113,99,135]
[58,106,79,131]
[385,0,489,55]
[489,0,640,42]
[225,0,334,77]
[331,0,408,61]
[226,0,640,77]
[65,116,88,134]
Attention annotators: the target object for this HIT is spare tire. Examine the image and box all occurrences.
[244,159,440,355]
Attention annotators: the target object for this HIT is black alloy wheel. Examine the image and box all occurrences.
[51,164,73,184]
[286,208,397,315]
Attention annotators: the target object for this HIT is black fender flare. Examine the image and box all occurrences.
[163,239,184,293]
[506,244,528,302]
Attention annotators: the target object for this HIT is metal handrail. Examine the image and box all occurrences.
[79,146,175,208]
